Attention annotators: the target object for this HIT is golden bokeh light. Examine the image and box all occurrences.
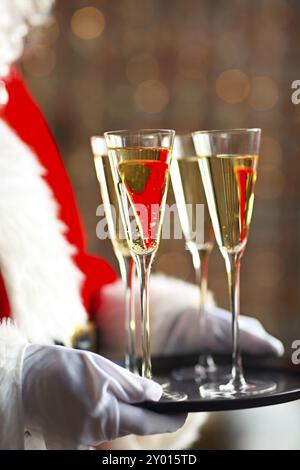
[22,46,56,78]
[126,53,160,85]
[134,80,169,113]
[249,76,279,110]
[260,135,282,165]
[71,7,105,41]
[215,69,250,104]
[256,165,285,200]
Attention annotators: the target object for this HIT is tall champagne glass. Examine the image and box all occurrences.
[91,136,137,373]
[193,129,276,397]
[105,129,187,401]
[171,134,216,380]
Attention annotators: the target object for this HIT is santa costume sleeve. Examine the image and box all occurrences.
[0,65,119,449]
[0,66,117,323]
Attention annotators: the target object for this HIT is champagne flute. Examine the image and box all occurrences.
[171,134,216,380]
[193,128,276,397]
[91,136,137,374]
[105,129,187,401]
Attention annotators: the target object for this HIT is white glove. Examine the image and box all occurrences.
[158,305,284,356]
[97,275,284,357]
[22,344,187,449]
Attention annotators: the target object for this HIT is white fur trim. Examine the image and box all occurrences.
[0,320,27,449]
[0,0,54,77]
[0,119,88,345]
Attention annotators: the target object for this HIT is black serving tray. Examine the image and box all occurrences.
[136,354,300,413]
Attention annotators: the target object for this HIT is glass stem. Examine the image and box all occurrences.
[188,242,215,371]
[135,253,154,379]
[224,252,246,388]
[118,254,138,374]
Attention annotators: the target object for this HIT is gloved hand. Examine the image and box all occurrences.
[22,344,187,449]
[96,275,284,357]
[157,305,284,356]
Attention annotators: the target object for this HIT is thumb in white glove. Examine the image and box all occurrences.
[22,345,187,449]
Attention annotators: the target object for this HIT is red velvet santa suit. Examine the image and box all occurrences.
[0,66,117,329]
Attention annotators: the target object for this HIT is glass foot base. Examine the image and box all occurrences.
[172,364,231,382]
[200,379,276,398]
[199,354,217,373]
[153,376,170,389]
[172,364,207,381]
[160,390,188,402]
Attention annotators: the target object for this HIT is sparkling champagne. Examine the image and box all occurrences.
[198,154,258,254]
[171,157,214,250]
[110,147,171,256]
[94,154,131,257]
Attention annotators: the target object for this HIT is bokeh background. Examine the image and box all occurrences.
[20,0,300,449]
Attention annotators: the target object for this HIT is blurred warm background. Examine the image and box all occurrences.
[20,0,300,449]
